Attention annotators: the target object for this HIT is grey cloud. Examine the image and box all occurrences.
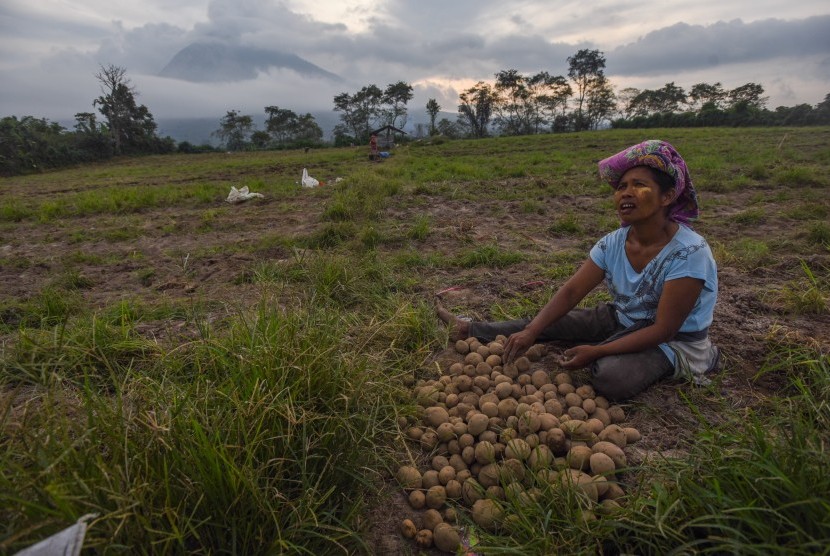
[608,15,830,76]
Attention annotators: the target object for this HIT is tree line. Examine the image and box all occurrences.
[3,51,830,176]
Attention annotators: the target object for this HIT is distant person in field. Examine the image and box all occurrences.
[437,140,720,400]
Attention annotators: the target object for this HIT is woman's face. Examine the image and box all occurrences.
[613,166,675,225]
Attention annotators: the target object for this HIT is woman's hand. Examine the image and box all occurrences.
[503,329,538,364]
[560,345,602,369]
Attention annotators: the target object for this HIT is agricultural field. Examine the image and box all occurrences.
[1,127,829,554]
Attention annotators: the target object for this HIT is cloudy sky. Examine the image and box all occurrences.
[1,0,829,124]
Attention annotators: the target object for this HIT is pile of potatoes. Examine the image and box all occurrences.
[396,336,641,553]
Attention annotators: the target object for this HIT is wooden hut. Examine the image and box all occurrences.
[370,125,407,149]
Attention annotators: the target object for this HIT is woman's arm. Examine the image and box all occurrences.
[561,276,704,368]
[503,259,605,362]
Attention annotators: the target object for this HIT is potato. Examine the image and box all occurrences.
[608,405,626,423]
[474,440,496,464]
[465,352,484,366]
[405,426,424,442]
[455,340,470,354]
[544,427,567,455]
[553,372,572,385]
[454,374,473,392]
[462,478,485,505]
[433,523,461,553]
[480,340,499,354]
[438,466,456,485]
[408,489,426,509]
[400,518,417,538]
[603,481,625,500]
[505,438,531,461]
[485,485,505,500]
[530,370,550,389]
[499,458,526,483]
[432,455,450,471]
[445,479,462,499]
[582,398,597,414]
[589,452,616,477]
[424,406,449,428]
[458,433,475,449]
[423,508,443,531]
[592,406,611,427]
[478,463,500,488]
[517,411,541,436]
[425,485,447,509]
[422,469,440,489]
[471,499,502,531]
[448,362,464,376]
[480,401,499,418]
[566,446,593,471]
[543,399,564,417]
[435,422,456,443]
[598,424,627,448]
[497,398,519,419]
[515,356,531,372]
[567,406,589,421]
[594,395,610,410]
[582,418,603,436]
[494,381,513,400]
[528,445,553,470]
[485,354,502,367]
[623,427,642,444]
[575,384,595,399]
[396,465,422,490]
[561,419,592,441]
[449,453,467,472]
[475,362,493,377]
[414,529,433,548]
[592,475,609,498]
[564,392,582,408]
[467,413,489,436]
[560,469,598,503]
[557,383,576,395]
[538,413,559,432]
[479,430,497,444]
[592,441,627,469]
[598,498,623,514]
[443,507,458,523]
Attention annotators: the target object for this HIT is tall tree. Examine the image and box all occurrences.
[584,75,616,129]
[93,64,158,154]
[383,81,414,129]
[457,82,497,138]
[727,83,768,110]
[426,99,441,135]
[567,49,606,131]
[529,72,572,133]
[689,82,727,111]
[214,110,253,151]
[333,84,383,142]
[493,69,532,135]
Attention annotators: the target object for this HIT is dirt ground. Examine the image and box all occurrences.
[1,167,829,554]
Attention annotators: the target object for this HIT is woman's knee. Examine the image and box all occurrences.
[591,352,671,401]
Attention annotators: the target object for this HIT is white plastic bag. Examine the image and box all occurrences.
[15,513,97,556]
[301,168,319,188]
[226,185,264,204]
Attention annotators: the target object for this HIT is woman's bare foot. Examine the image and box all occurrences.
[434,297,470,342]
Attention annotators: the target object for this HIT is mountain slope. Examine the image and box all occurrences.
[159,42,341,83]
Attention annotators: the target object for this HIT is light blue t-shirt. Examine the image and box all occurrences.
[589,225,718,363]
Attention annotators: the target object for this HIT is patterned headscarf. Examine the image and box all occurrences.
[598,140,699,225]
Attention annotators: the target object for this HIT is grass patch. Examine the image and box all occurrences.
[456,245,525,268]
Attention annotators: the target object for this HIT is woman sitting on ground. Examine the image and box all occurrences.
[437,140,720,401]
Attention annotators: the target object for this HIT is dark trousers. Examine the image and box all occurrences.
[468,304,673,401]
